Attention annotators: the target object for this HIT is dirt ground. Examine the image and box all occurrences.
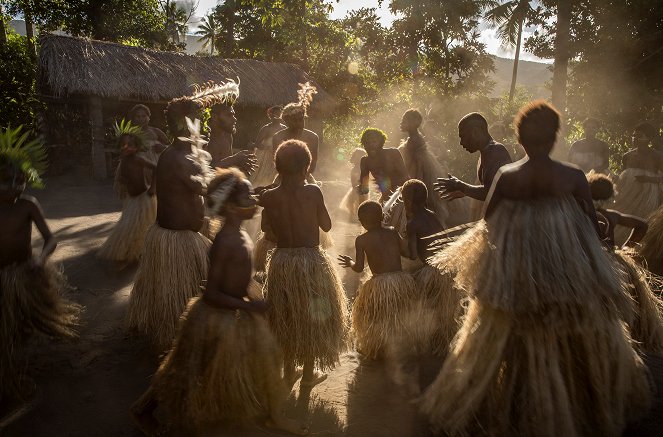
[1,173,663,436]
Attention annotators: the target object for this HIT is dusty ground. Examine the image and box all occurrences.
[1,173,662,436]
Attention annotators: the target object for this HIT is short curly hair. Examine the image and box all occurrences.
[514,100,561,153]
[275,140,311,175]
[360,128,387,147]
[586,171,614,201]
[357,200,383,223]
[164,97,202,136]
[402,179,427,206]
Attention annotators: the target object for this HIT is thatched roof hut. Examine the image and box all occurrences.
[38,34,335,178]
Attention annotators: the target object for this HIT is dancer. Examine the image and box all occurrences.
[125,98,213,351]
[613,122,663,244]
[641,203,663,276]
[98,121,156,265]
[421,101,650,436]
[251,105,286,188]
[357,128,408,203]
[131,169,308,436]
[588,171,663,354]
[435,113,512,203]
[339,148,368,221]
[568,117,610,174]
[338,200,416,360]
[402,179,464,356]
[261,140,349,388]
[0,126,80,405]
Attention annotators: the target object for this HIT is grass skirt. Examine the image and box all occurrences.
[413,264,465,356]
[614,168,663,244]
[265,247,349,370]
[1,262,80,400]
[199,216,223,241]
[640,204,663,276]
[253,231,277,273]
[352,271,417,359]
[613,249,663,354]
[339,187,367,219]
[150,297,284,428]
[421,196,650,437]
[98,193,156,263]
[126,225,211,350]
[250,148,277,188]
[399,145,470,228]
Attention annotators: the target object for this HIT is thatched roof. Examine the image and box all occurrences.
[38,34,334,112]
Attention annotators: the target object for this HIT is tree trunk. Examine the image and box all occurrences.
[23,3,35,56]
[0,5,7,49]
[508,19,523,104]
[89,96,108,180]
[552,0,571,114]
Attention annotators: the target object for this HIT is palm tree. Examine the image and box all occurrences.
[195,13,221,55]
[164,1,188,44]
[484,0,537,104]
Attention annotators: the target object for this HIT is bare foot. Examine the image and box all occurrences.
[285,369,303,391]
[300,372,327,388]
[130,406,165,436]
[266,417,309,435]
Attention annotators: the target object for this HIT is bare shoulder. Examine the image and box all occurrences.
[272,128,287,144]
[303,183,324,198]
[17,194,41,210]
[304,129,319,141]
[384,147,401,158]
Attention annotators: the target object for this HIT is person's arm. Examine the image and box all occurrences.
[338,236,365,273]
[153,127,170,147]
[204,242,267,313]
[392,149,409,185]
[572,170,602,235]
[404,221,418,260]
[135,154,157,170]
[610,209,648,246]
[176,157,206,195]
[308,134,320,174]
[27,196,56,266]
[216,150,258,175]
[483,169,504,219]
[253,126,269,150]
[357,156,370,195]
[315,187,332,232]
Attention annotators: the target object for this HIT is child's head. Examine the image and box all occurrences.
[357,200,383,230]
[267,105,283,119]
[400,109,423,132]
[129,104,151,128]
[275,139,311,177]
[206,167,257,220]
[350,148,367,165]
[402,179,427,213]
[360,128,387,157]
[586,171,614,202]
[165,97,202,137]
[633,122,656,149]
[514,100,561,156]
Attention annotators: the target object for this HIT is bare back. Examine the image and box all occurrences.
[356,227,403,274]
[260,183,330,248]
[205,227,253,301]
[272,129,319,172]
[120,153,154,197]
[256,121,287,150]
[406,209,444,263]
[361,148,408,201]
[155,145,205,231]
[0,196,48,267]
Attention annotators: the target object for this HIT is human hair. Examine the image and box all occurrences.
[268,105,283,118]
[403,109,423,128]
[357,200,383,223]
[129,104,151,118]
[586,171,614,201]
[275,140,311,175]
[360,128,387,147]
[164,97,202,136]
[402,179,427,206]
[514,100,561,153]
[459,112,489,132]
[635,122,657,140]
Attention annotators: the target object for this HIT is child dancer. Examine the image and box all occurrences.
[339,148,368,221]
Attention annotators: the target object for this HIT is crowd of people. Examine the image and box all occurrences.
[2,77,663,437]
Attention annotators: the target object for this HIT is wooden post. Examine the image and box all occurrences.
[89,96,107,179]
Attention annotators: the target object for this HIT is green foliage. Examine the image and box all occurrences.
[0,125,47,188]
[0,30,38,129]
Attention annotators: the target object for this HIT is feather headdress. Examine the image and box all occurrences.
[0,126,47,188]
[282,81,317,118]
[178,117,214,186]
[113,119,146,153]
[206,171,239,217]
[190,78,240,108]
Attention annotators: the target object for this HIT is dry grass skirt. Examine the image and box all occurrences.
[640,204,663,276]
[98,193,156,263]
[352,271,417,359]
[126,225,211,350]
[612,249,663,354]
[199,216,223,241]
[1,262,81,401]
[413,264,466,356]
[613,168,663,245]
[421,196,651,437]
[399,144,470,228]
[264,247,349,370]
[339,187,368,219]
[250,148,277,188]
[253,231,277,273]
[149,297,284,429]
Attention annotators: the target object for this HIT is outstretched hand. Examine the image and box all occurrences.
[227,150,258,175]
[337,255,354,269]
[434,174,466,200]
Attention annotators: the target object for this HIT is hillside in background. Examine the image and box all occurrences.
[491,56,552,99]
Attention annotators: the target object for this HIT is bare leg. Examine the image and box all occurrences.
[283,359,303,391]
[130,386,165,436]
[300,357,327,388]
[265,373,309,436]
